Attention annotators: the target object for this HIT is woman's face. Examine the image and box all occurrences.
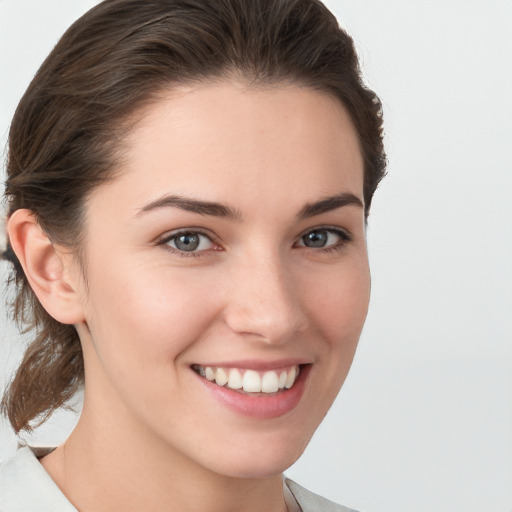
[74,83,370,478]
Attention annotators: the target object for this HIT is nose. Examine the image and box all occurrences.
[222,251,308,344]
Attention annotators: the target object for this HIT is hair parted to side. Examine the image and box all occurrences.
[2,0,386,433]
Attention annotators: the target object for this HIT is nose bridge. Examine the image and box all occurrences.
[224,248,307,342]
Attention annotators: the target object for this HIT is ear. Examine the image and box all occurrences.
[7,209,85,325]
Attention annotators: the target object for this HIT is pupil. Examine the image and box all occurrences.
[303,230,327,248]
[175,233,200,251]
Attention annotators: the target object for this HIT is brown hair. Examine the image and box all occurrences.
[2,0,386,433]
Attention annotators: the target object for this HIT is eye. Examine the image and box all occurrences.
[161,231,214,254]
[296,228,350,250]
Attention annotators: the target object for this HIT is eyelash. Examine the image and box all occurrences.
[157,227,352,258]
[296,227,352,254]
[158,229,217,258]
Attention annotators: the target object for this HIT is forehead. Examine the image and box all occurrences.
[90,83,364,216]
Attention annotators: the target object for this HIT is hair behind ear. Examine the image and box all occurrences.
[2,322,83,433]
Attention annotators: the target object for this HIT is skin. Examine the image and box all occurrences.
[11,83,370,511]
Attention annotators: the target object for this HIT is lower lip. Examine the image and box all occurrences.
[194,365,311,419]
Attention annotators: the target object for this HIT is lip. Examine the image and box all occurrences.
[192,358,312,372]
[193,363,311,419]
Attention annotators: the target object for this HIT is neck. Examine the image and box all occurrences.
[41,398,287,512]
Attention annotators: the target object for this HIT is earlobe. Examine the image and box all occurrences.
[7,209,85,325]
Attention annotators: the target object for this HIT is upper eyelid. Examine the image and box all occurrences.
[297,225,351,239]
[155,225,351,248]
[156,227,217,244]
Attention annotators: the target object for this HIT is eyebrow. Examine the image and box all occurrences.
[136,192,363,220]
[136,195,243,220]
[297,192,363,219]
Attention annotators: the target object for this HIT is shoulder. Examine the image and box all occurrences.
[285,477,359,512]
[0,446,77,512]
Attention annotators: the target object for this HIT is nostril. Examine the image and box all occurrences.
[223,298,307,342]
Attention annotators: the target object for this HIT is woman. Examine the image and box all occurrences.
[0,0,385,510]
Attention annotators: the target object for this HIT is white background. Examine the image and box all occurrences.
[1,1,511,511]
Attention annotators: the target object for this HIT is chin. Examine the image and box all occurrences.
[201,428,314,479]
[216,450,303,480]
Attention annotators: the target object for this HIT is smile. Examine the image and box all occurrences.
[192,365,300,394]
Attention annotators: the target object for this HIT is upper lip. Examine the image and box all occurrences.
[191,358,312,372]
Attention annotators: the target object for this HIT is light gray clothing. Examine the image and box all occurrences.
[0,447,357,511]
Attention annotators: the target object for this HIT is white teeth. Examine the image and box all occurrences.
[215,367,228,386]
[285,366,297,389]
[261,371,279,393]
[242,370,261,392]
[197,365,301,393]
[228,368,243,389]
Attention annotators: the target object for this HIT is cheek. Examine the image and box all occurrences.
[82,259,221,377]
[304,258,371,344]
[294,257,370,424]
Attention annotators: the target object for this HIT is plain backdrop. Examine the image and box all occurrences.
[1,1,511,511]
